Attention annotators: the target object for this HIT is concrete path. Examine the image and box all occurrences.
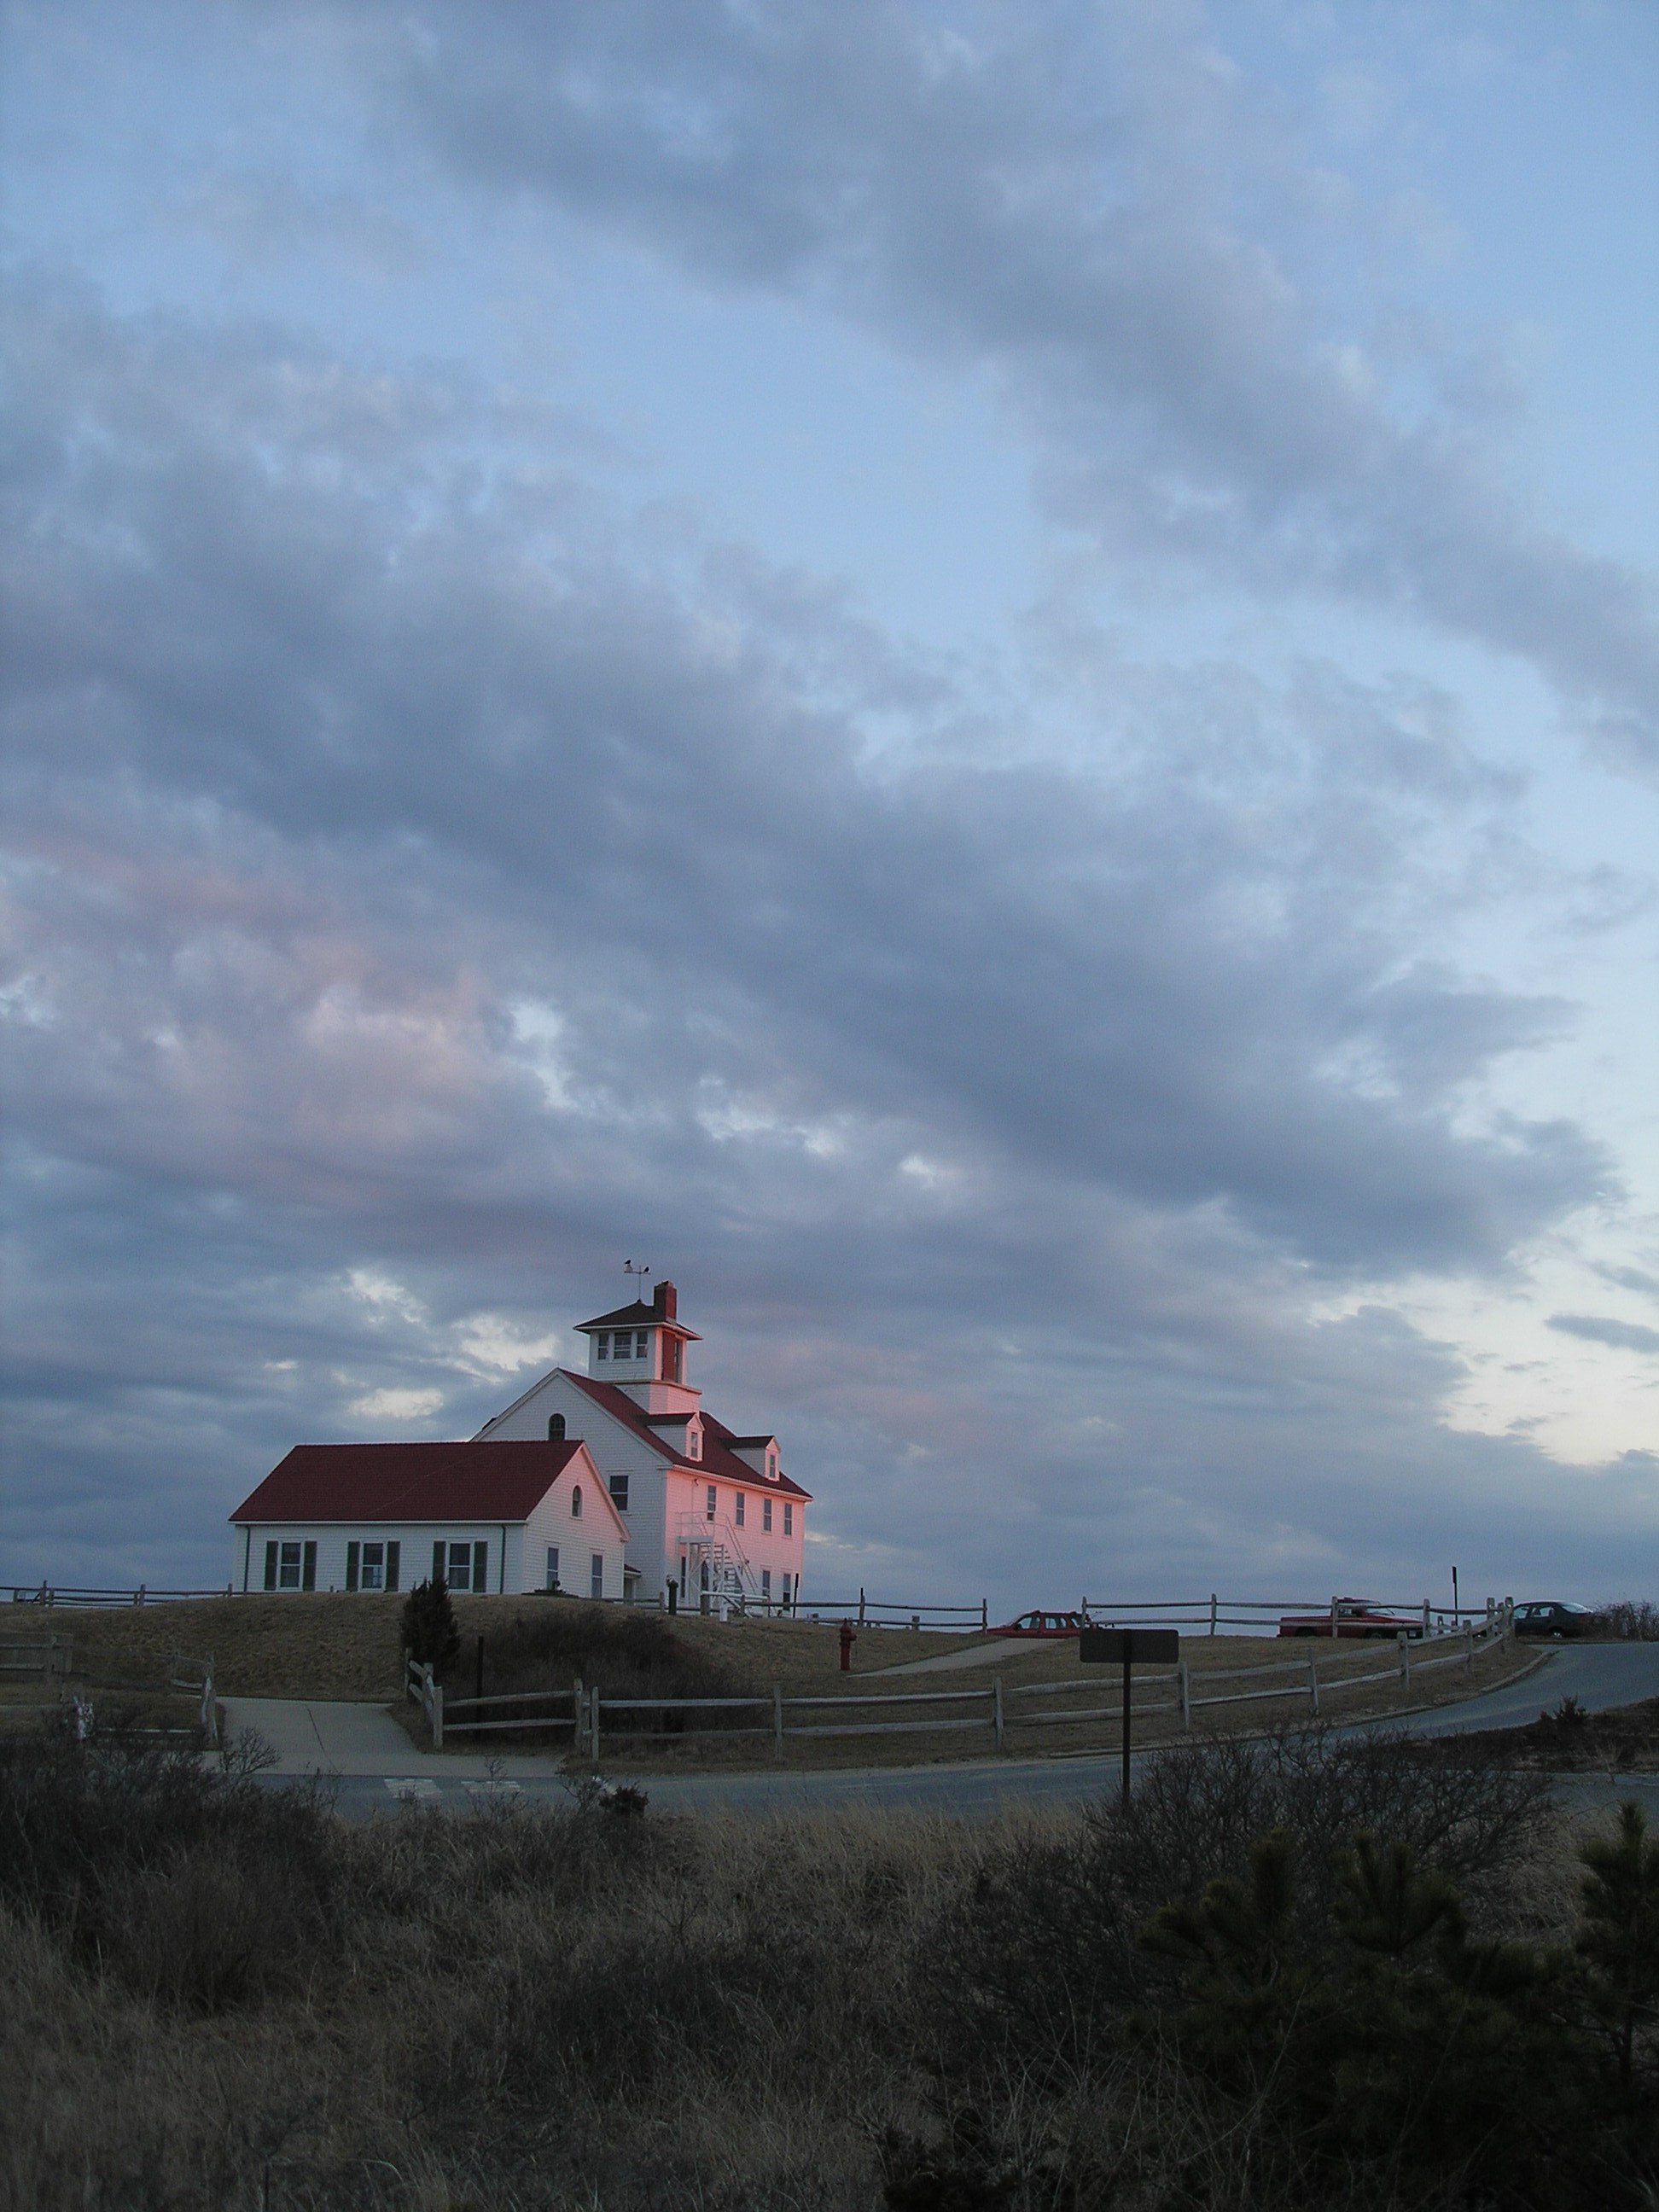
[228,1640,1659,1821]
[870,1639,1010,1676]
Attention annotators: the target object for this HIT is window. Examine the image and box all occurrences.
[766,1450,777,1480]
[596,1332,609,1359]
[734,1491,745,1528]
[572,1485,583,1519]
[545,1545,561,1592]
[760,1569,771,1600]
[687,1426,700,1458]
[782,1573,792,1606]
[361,1542,385,1591]
[590,1553,604,1599]
[448,1540,474,1591]
[762,1497,773,1534]
[608,1473,629,1513]
[547,1413,566,1441]
[783,1504,793,1538]
[706,1483,717,1523]
[262,1540,314,1592]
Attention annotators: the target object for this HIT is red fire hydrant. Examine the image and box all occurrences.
[839,1620,857,1673]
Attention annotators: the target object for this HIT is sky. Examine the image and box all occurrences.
[3,0,1657,1612]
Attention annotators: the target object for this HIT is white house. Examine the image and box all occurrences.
[475,1279,810,1612]
[228,1437,628,1598]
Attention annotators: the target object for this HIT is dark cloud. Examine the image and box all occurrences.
[1547,1313,1659,1356]
[0,268,1629,1596]
[3,2,1651,1604]
[359,1,1659,752]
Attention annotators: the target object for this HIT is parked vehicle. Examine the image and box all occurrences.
[1513,1600,1599,1639]
[1278,1598,1423,1640]
[988,1609,1091,1639]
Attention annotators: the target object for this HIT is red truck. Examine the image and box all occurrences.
[1278,1598,1423,1640]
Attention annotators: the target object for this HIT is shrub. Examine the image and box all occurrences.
[463,1604,742,1737]
[401,1576,461,1671]
[1597,1599,1659,1640]
[0,1714,341,2011]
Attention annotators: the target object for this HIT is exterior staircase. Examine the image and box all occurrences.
[672,1511,760,1613]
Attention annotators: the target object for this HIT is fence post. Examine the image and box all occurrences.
[992,1676,1004,1753]
[858,1588,866,1626]
[135,1585,146,1608]
[590,1683,601,1764]
[1464,1623,1475,1671]
[1329,1594,1338,1639]
[772,1683,784,1764]
[1307,1654,1319,1715]
[1421,1598,1430,1637]
[431,1681,443,1751]
[573,1675,583,1751]
[1209,1593,1218,1636]
[1397,1630,1410,1689]
[1178,1659,1190,1730]
[981,1598,988,1632]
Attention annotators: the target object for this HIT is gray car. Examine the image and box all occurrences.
[1513,1600,1599,1639]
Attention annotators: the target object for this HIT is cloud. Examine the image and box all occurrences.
[1547,1314,1659,1357]
[362,1,1659,754]
[2,274,1602,1275]
[346,1386,445,1422]
[0,263,1633,1598]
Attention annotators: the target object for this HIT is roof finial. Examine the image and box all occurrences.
[624,1258,651,1306]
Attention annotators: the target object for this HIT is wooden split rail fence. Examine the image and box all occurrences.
[405,1611,1511,1761]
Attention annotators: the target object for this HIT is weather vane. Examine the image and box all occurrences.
[623,1258,651,1303]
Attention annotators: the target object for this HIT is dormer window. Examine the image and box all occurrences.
[688,1426,701,1459]
[765,1450,778,1481]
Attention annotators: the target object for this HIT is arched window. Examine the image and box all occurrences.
[571,1485,583,1518]
[547,1413,566,1441]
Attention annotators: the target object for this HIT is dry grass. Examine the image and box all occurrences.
[9,1712,1639,2212]
[37,1603,1539,1774]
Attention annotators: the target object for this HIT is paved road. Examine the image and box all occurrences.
[227,1640,1659,1822]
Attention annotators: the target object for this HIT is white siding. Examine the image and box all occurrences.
[230,1447,626,1600]
[478,1369,807,1607]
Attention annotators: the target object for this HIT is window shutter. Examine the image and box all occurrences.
[474,1540,488,1593]
[433,1540,445,1586]
[301,1541,317,1592]
[264,1540,277,1592]
[386,1541,400,1592]
[345,1542,359,1592]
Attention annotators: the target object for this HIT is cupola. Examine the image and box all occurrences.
[574,1278,701,1415]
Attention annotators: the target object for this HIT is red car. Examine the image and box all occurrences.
[1278,1598,1423,1641]
[988,1609,1090,1639]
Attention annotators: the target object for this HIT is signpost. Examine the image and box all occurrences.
[1080,1626,1180,1802]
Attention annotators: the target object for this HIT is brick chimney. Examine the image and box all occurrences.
[653,1279,677,1320]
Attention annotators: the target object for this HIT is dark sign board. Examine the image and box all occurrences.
[1080,1626,1180,1665]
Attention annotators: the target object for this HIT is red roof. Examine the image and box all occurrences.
[230,1440,587,1524]
[562,1372,812,1500]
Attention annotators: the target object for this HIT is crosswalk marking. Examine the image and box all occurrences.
[386,1777,440,1800]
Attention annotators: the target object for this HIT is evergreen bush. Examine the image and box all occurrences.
[400,1577,460,1672]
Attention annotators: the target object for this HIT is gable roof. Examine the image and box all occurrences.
[230,1439,592,1525]
[563,1371,812,1500]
